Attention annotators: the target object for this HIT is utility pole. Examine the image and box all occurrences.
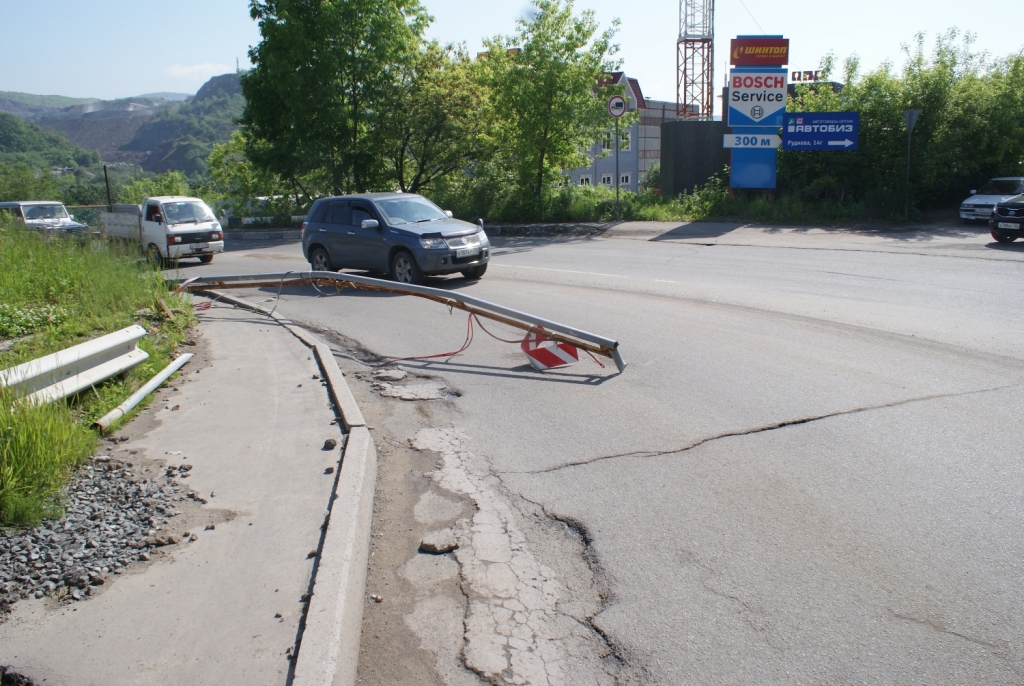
[903,109,921,221]
[103,164,112,212]
[615,117,620,221]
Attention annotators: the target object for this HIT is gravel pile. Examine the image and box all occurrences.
[0,455,195,615]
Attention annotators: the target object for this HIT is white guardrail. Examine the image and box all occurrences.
[0,325,149,404]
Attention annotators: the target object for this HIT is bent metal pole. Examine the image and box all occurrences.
[176,272,627,373]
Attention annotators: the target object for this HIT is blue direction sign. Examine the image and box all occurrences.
[782,112,859,151]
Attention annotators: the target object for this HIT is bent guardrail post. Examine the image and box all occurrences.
[0,325,150,404]
[176,271,626,372]
[94,353,194,432]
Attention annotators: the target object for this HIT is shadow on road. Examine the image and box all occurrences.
[985,240,1024,252]
[400,358,615,386]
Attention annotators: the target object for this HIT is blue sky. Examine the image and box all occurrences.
[2,0,1021,114]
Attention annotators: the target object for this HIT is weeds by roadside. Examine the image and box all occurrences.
[0,219,194,526]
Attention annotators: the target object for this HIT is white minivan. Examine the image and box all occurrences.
[101,196,224,264]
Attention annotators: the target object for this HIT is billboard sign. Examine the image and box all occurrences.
[782,112,860,151]
[730,38,790,66]
[727,69,788,127]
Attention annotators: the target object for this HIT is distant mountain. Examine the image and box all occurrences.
[0,73,245,177]
[0,111,101,169]
[136,92,191,101]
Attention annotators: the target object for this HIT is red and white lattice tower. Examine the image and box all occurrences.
[677,0,715,119]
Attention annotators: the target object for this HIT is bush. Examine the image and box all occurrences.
[0,219,193,525]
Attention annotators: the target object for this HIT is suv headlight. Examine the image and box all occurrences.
[420,236,447,249]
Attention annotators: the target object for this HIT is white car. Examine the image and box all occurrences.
[960,177,1024,223]
[0,201,88,235]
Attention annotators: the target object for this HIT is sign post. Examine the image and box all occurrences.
[725,36,789,192]
[903,109,921,220]
[608,95,626,221]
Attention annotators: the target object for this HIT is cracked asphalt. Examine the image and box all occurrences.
[187,221,1024,683]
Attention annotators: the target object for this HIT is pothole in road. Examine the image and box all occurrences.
[365,368,460,401]
[410,428,621,686]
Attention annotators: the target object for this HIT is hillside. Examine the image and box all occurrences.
[0,91,99,118]
[0,111,101,169]
[6,73,245,177]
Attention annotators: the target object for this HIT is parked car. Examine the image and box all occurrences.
[100,196,224,264]
[0,200,88,235]
[990,194,1024,243]
[960,178,1024,222]
[301,193,489,285]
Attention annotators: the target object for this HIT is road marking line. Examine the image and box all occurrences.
[654,279,677,284]
[491,263,628,279]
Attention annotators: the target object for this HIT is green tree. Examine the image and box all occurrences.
[380,43,494,194]
[118,171,191,204]
[0,163,61,202]
[207,131,326,215]
[782,31,1024,213]
[241,0,429,195]
[480,0,622,213]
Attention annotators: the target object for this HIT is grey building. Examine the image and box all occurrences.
[565,73,679,191]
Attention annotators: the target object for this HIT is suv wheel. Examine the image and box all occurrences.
[391,250,423,285]
[991,231,1017,243]
[309,245,334,271]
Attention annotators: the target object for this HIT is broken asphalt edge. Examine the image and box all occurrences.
[200,289,373,686]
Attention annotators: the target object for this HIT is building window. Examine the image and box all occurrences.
[602,134,612,151]
[620,174,631,186]
[579,175,591,186]
[620,132,630,151]
[601,174,612,186]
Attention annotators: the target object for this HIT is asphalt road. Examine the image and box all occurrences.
[185,222,1024,683]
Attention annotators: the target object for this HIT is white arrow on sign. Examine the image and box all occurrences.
[723,133,782,149]
[827,139,855,147]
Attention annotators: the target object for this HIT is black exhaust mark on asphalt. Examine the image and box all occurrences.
[505,384,1018,476]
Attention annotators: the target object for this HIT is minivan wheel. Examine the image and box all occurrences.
[309,246,334,271]
[391,250,423,285]
[991,231,1017,243]
[461,264,487,280]
[146,243,164,267]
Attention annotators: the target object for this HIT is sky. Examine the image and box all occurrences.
[1,0,1021,116]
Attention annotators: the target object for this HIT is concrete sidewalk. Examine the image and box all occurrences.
[0,304,342,685]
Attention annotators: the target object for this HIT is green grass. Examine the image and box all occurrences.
[0,219,194,526]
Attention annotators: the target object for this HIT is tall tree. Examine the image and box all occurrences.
[241,0,429,194]
[380,43,494,194]
[481,0,620,208]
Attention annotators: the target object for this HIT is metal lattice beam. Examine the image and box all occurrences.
[677,0,715,119]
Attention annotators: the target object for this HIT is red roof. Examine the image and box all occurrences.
[596,72,647,109]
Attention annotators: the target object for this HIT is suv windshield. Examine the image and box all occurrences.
[163,201,216,225]
[23,204,68,220]
[977,180,1024,195]
[377,197,447,225]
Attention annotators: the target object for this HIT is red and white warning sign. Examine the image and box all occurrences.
[521,331,579,370]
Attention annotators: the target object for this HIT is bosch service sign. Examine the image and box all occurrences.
[727,69,788,127]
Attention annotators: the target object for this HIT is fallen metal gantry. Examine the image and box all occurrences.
[176,271,626,373]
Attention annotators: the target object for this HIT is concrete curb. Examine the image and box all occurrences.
[225,229,302,241]
[293,426,376,686]
[199,290,373,685]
